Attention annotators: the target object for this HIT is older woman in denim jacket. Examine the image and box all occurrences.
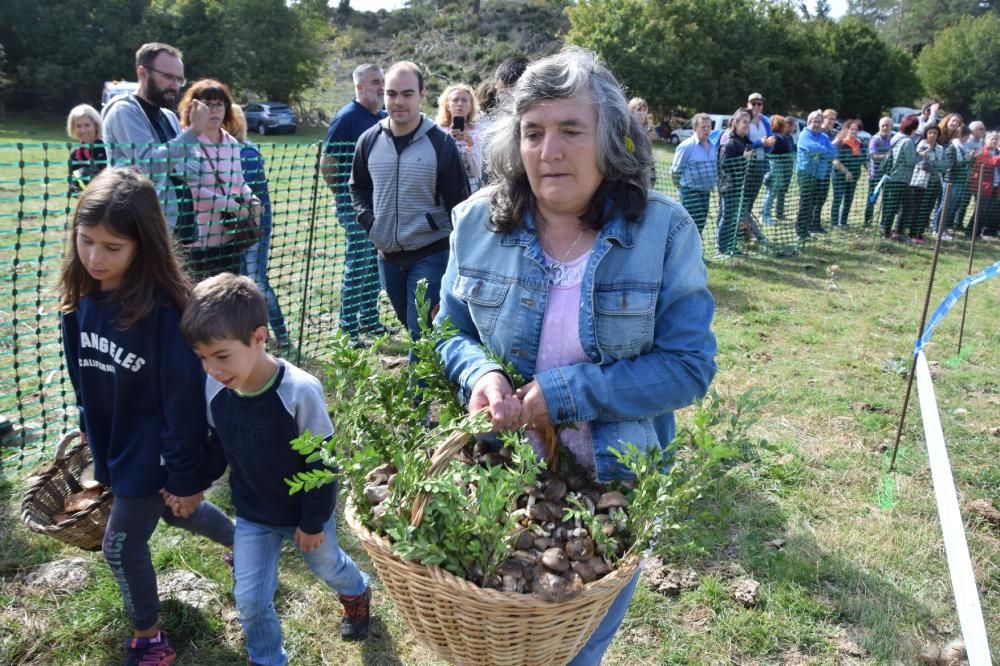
[435,48,717,666]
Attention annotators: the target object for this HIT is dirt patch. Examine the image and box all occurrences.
[831,625,867,660]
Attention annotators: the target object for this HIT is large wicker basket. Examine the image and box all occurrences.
[21,431,113,551]
[344,428,641,666]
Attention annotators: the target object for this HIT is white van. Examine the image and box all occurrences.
[670,114,730,146]
[102,80,139,107]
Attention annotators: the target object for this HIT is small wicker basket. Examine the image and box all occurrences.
[345,429,640,666]
[21,431,113,551]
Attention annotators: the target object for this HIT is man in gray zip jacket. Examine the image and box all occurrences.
[349,60,469,342]
[102,42,206,229]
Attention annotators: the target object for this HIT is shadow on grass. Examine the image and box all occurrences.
[161,599,245,664]
[360,615,408,665]
[676,466,937,661]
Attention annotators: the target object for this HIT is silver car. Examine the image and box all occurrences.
[243,102,298,136]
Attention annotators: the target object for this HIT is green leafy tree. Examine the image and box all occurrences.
[567,0,918,122]
[140,0,329,102]
[818,17,922,124]
[848,0,986,55]
[917,13,1000,126]
[3,0,142,109]
[567,0,770,114]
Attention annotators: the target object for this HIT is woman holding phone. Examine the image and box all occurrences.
[436,83,481,192]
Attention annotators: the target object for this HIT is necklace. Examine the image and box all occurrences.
[540,221,586,285]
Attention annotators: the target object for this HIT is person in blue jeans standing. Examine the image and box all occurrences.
[178,273,373,665]
[350,60,469,342]
[435,48,717,665]
[320,64,389,345]
[228,104,289,347]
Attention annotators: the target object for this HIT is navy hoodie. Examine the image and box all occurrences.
[201,360,336,534]
[61,290,207,497]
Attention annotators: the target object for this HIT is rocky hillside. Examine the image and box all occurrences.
[299,0,570,125]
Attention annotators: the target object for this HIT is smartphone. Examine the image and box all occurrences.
[451,116,465,132]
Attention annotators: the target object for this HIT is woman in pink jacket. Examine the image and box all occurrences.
[178,79,259,279]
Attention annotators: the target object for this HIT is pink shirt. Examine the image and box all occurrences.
[527,247,595,472]
[191,130,251,247]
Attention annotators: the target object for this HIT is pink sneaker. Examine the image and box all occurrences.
[123,632,176,666]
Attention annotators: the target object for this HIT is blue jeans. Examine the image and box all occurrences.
[242,227,288,341]
[933,183,970,232]
[104,493,234,630]
[830,171,859,227]
[337,209,381,335]
[567,568,641,665]
[762,161,791,220]
[379,247,449,342]
[233,515,370,666]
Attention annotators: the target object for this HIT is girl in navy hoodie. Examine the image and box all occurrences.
[59,168,235,666]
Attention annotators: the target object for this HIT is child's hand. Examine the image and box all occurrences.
[169,492,204,518]
[294,527,324,553]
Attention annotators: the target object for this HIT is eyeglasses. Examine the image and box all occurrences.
[145,66,186,87]
[203,101,228,110]
[750,101,764,107]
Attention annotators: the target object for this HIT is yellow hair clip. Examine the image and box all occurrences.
[623,135,635,153]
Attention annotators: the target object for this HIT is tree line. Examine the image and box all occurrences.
[1,0,331,112]
[567,0,1000,127]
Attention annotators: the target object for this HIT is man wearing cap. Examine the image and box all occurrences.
[745,92,776,217]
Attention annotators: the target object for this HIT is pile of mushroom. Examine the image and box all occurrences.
[360,443,631,603]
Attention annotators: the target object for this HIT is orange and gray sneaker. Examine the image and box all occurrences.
[338,586,372,641]
[123,631,176,665]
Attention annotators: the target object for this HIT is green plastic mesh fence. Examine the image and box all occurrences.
[0,137,987,470]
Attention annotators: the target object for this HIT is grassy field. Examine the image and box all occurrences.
[2,117,1000,664]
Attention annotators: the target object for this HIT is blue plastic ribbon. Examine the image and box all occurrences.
[914,259,1000,355]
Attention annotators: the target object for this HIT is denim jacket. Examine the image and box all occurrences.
[436,189,717,481]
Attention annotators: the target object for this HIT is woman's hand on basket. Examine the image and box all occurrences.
[515,380,551,430]
[470,371,522,431]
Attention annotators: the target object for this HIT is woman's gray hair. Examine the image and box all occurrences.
[483,46,653,232]
[807,109,824,124]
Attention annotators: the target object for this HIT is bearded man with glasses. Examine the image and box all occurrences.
[102,42,208,230]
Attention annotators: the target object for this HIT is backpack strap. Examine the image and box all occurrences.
[424,125,448,205]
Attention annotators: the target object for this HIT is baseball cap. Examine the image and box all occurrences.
[747,92,765,103]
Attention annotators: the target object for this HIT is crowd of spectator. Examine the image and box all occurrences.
[667,96,1000,258]
[63,47,1000,336]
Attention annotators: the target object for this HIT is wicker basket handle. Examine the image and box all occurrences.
[54,430,82,461]
[408,410,558,527]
